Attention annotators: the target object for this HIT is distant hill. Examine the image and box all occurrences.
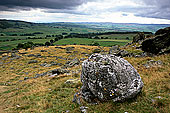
[0,19,36,29]
[0,19,170,32]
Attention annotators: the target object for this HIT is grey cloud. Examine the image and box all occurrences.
[134,0,170,19]
[0,0,88,11]
[109,0,170,20]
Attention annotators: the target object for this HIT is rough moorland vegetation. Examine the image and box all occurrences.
[0,26,170,112]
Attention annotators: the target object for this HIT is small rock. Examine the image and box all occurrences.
[66,58,80,67]
[80,106,88,113]
[73,92,81,105]
[109,45,120,55]
[11,53,17,57]
[55,47,65,49]
[73,51,79,54]
[65,110,70,113]
[155,96,162,99]
[24,77,29,80]
[93,49,101,53]
[81,52,87,55]
[66,51,72,54]
[19,52,27,55]
[34,72,47,78]
[66,47,75,51]
[28,60,38,64]
[16,105,21,108]
[65,79,80,84]
[27,54,35,57]
[80,58,86,61]
[40,50,47,52]
[117,50,129,57]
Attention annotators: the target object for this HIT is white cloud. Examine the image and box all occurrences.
[0,0,170,24]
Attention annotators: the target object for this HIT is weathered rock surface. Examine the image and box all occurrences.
[109,45,120,55]
[65,58,80,67]
[142,27,170,54]
[133,33,145,43]
[28,60,38,64]
[66,47,75,51]
[79,54,143,103]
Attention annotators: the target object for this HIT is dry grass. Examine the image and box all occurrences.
[0,45,169,113]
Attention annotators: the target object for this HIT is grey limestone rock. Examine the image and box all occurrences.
[28,60,38,64]
[80,54,143,102]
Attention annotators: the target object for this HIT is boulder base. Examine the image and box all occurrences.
[80,54,143,102]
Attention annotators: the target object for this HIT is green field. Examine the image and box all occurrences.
[54,38,131,46]
[0,20,136,50]
[2,19,169,50]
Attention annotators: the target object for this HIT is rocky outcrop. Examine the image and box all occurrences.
[74,54,143,103]
[133,33,145,43]
[142,27,170,54]
[155,27,170,35]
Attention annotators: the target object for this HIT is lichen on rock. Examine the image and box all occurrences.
[75,53,143,103]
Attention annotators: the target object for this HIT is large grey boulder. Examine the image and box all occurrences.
[79,54,143,102]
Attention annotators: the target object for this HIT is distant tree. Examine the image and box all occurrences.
[126,37,129,40]
[50,39,54,43]
[17,43,24,49]
[45,41,51,46]
[55,38,59,41]
[62,33,68,35]
[92,42,100,46]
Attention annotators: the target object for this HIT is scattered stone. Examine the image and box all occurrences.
[133,33,145,43]
[65,110,70,113]
[10,67,14,70]
[155,96,162,99]
[117,50,129,57]
[80,106,88,113]
[55,47,65,49]
[47,68,70,76]
[11,53,17,57]
[73,51,79,54]
[34,72,47,78]
[35,53,41,58]
[66,51,72,54]
[66,47,75,51]
[143,60,163,68]
[109,45,120,55]
[28,60,38,64]
[56,56,66,60]
[93,49,101,53]
[10,55,21,60]
[40,50,47,52]
[81,52,87,55]
[80,58,86,61]
[65,78,80,84]
[24,77,29,80]
[66,58,80,67]
[27,54,35,57]
[73,92,81,104]
[80,47,88,49]
[77,54,143,103]
[18,52,27,55]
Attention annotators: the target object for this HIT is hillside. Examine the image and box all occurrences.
[0,44,169,112]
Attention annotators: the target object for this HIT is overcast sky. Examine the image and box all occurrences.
[0,0,170,24]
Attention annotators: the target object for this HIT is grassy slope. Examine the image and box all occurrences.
[0,45,169,113]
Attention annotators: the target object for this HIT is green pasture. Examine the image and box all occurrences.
[54,38,131,47]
